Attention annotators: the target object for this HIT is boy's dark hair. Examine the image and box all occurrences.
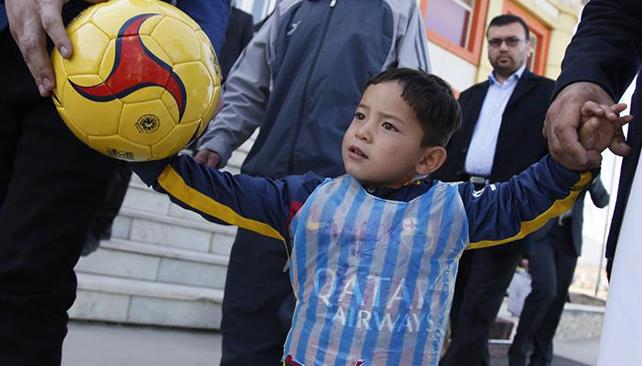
[487,14,530,40]
[364,68,462,147]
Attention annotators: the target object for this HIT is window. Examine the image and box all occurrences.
[421,0,489,65]
[426,0,473,47]
[504,2,551,75]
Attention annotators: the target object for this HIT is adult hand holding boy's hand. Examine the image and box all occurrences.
[579,101,633,158]
[5,0,106,97]
[544,82,623,170]
[194,149,222,169]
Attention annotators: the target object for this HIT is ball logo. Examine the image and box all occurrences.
[70,13,187,122]
[135,114,160,133]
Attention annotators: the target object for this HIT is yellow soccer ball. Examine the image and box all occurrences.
[51,0,221,161]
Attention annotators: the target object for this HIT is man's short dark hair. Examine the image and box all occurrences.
[363,68,462,147]
[487,14,530,40]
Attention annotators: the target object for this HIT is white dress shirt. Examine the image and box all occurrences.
[464,65,526,177]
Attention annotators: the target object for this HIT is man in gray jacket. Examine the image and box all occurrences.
[195,0,431,364]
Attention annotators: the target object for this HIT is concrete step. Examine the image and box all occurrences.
[75,238,229,290]
[116,143,258,255]
[112,206,237,256]
[492,297,605,345]
[555,302,604,341]
[123,137,253,219]
[70,273,223,329]
[123,176,229,225]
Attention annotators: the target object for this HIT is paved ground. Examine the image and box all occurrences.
[554,337,600,366]
[62,321,221,366]
[62,321,598,366]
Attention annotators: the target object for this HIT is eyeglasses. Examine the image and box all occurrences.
[488,37,524,48]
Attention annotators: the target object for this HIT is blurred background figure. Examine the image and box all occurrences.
[506,259,531,318]
[182,1,253,157]
[219,2,254,82]
[509,177,609,366]
[435,14,555,366]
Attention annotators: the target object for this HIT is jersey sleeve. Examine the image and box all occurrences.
[459,156,593,250]
[131,155,323,242]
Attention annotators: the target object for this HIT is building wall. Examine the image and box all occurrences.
[427,41,478,93]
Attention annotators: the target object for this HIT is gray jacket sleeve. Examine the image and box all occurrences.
[395,1,431,72]
[196,12,276,167]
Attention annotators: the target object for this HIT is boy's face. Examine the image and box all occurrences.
[342,82,445,188]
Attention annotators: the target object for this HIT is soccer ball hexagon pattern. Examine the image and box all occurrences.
[51,0,222,161]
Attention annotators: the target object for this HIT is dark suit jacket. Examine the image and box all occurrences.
[220,7,254,80]
[434,70,554,253]
[435,70,555,184]
[552,0,642,260]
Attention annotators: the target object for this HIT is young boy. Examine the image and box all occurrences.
[132,68,613,366]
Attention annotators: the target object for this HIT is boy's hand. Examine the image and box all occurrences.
[578,102,633,160]
[194,149,222,168]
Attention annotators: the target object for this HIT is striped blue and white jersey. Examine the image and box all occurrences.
[133,155,592,366]
[285,175,466,365]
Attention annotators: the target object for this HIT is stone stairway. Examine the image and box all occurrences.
[70,140,253,329]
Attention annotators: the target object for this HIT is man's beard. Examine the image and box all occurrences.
[492,58,517,77]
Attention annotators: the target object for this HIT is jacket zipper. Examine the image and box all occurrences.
[287,0,338,174]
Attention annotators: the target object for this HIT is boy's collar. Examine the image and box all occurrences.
[360,177,430,196]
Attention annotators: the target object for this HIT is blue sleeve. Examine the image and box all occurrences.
[0,6,7,33]
[459,156,593,250]
[131,155,323,242]
[177,0,230,55]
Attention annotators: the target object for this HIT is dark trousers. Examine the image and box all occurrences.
[83,162,132,255]
[508,224,577,366]
[0,31,116,365]
[441,243,524,366]
[91,162,131,233]
[220,229,293,365]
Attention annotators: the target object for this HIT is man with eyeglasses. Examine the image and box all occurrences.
[435,14,555,366]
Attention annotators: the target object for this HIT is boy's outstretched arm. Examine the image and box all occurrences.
[131,156,323,242]
[461,156,593,250]
[462,101,632,249]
